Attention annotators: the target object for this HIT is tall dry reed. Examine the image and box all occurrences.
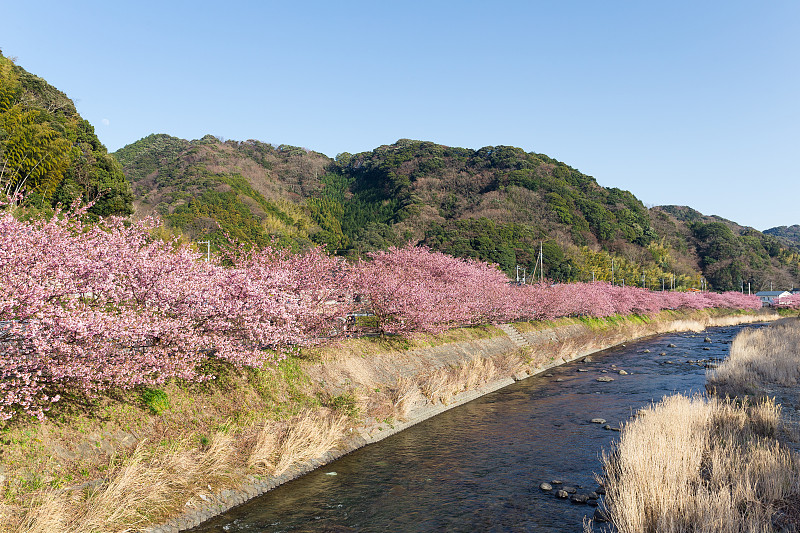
[708,319,800,398]
[593,394,799,533]
[6,410,346,533]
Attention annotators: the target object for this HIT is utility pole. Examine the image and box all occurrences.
[197,241,210,262]
[539,242,544,283]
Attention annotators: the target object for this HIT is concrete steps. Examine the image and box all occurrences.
[497,323,529,348]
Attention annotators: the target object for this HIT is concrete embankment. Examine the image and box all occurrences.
[149,310,777,533]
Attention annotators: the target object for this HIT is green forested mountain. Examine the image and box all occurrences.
[765,225,800,247]
[113,133,331,250]
[4,53,794,292]
[0,52,132,216]
[115,136,800,292]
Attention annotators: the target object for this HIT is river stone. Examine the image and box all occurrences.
[589,491,599,499]
[587,498,599,507]
[570,494,589,504]
[596,376,614,382]
[551,480,563,484]
[659,352,667,356]
[643,349,650,353]
[562,486,577,494]
[704,337,712,343]
[577,368,588,372]
[618,369,628,375]
[593,508,609,522]
[595,486,606,495]
[583,356,593,363]
[668,343,677,348]
[703,346,711,350]
[556,490,569,498]
[590,418,606,424]
[604,425,621,431]
[555,378,564,382]
[600,369,608,373]
[540,482,553,491]
[544,373,553,377]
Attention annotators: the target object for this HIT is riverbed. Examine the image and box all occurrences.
[189,323,768,533]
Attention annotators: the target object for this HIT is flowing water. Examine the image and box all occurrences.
[190,323,768,533]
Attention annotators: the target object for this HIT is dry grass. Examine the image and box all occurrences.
[305,324,503,362]
[0,358,344,533]
[271,410,345,475]
[386,376,418,419]
[418,357,504,405]
[0,310,774,532]
[4,408,347,533]
[591,394,800,533]
[708,319,800,399]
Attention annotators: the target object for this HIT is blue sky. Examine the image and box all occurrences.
[3,1,798,230]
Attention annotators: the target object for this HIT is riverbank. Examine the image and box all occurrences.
[593,317,800,532]
[0,309,777,533]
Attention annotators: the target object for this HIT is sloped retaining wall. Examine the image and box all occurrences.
[147,311,776,533]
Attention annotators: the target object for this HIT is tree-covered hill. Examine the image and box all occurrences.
[0,52,132,216]
[114,133,332,249]
[2,52,793,292]
[764,225,800,247]
[651,206,797,291]
[115,136,800,292]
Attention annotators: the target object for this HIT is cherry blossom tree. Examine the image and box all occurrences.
[0,210,762,421]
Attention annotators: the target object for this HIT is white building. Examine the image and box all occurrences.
[755,290,791,306]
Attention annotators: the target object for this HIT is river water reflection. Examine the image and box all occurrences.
[190,323,768,533]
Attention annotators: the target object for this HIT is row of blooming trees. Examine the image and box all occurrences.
[774,293,800,310]
[0,208,761,420]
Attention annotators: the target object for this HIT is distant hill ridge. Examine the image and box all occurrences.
[114,135,800,292]
[764,225,800,246]
[4,51,795,292]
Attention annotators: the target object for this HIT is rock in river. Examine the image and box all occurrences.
[590,418,607,424]
[596,376,614,382]
[540,482,553,491]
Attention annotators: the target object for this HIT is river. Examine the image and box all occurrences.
[189,323,767,533]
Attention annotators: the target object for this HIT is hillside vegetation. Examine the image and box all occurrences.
[765,224,800,247]
[4,51,794,291]
[117,137,800,291]
[0,52,132,216]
